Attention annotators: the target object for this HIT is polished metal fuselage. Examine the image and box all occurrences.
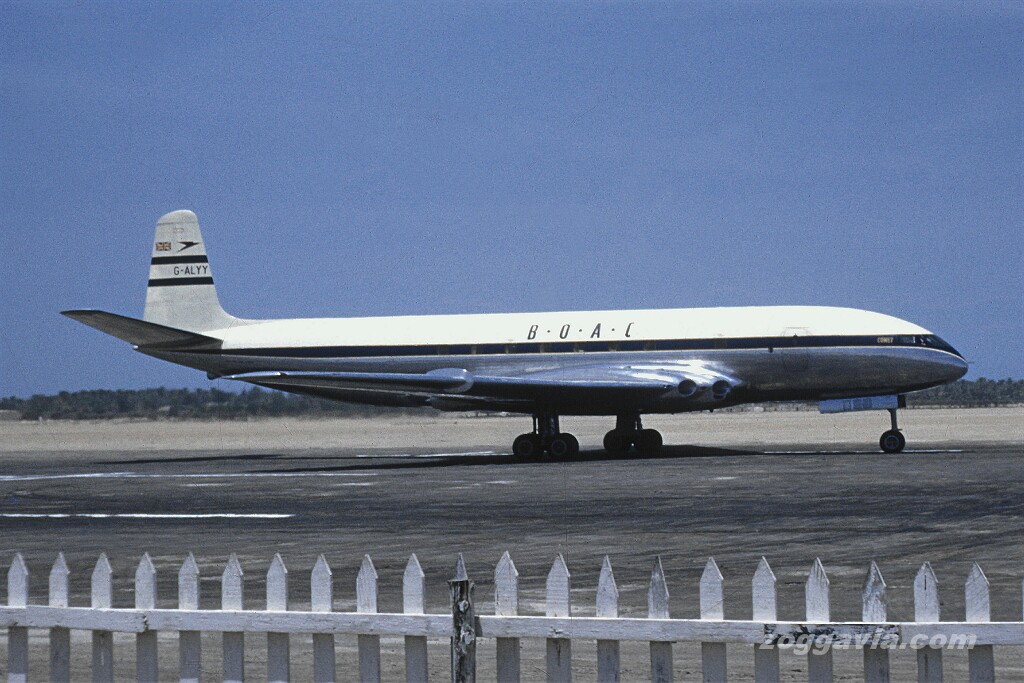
[146,344,967,415]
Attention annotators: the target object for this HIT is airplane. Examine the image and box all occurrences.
[64,210,968,459]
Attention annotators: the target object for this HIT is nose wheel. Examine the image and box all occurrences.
[879,408,906,453]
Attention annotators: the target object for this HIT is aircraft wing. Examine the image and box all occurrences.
[224,362,738,405]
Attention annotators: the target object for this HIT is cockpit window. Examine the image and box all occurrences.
[916,335,962,357]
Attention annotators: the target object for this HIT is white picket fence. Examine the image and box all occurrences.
[3,551,1024,682]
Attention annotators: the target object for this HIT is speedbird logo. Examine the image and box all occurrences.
[178,241,201,252]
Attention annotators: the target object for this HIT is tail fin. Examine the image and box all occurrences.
[144,210,240,332]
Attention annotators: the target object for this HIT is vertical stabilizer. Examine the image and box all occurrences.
[143,210,240,332]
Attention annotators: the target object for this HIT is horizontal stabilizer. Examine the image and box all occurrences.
[61,310,222,349]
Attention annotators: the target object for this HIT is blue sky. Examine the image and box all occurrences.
[1,1,1021,396]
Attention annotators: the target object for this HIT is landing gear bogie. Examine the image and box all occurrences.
[512,413,579,461]
[603,414,663,456]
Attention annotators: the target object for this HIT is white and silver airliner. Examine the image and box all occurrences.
[65,210,968,459]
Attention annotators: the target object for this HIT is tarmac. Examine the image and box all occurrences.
[1,408,1022,680]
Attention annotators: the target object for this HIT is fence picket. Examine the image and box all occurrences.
[49,553,71,683]
[596,556,620,683]
[312,555,336,683]
[267,553,290,683]
[805,558,832,682]
[699,558,726,683]
[91,553,114,683]
[357,554,382,682]
[752,557,779,683]
[965,564,994,683]
[450,554,476,683]
[546,554,572,682]
[222,554,245,683]
[914,562,942,683]
[179,553,201,683]
[7,554,28,683]
[135,554,158,683]
[649,557,673,683]
[862,562,889,683]
[403,554,428,683]
[495,551,520,683]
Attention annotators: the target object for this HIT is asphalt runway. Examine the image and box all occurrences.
[1,411,1022,680]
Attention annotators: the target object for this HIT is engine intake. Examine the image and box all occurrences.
[711,380,732,400]
[678,379,699,398]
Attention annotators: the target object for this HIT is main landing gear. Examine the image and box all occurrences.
[604,413,663,455]
[512,414,579,461]
[879,407,906,454]
[511,411,665,461]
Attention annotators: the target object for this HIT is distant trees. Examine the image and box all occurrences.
[0,378,1021,420]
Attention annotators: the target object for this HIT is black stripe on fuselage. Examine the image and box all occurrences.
[147,277,216,287]
[151,255,209,265]
[194,335,959,358]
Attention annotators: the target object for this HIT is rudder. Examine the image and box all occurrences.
[144,210,240,332]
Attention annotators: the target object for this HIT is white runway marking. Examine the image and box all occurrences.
[0,513,294,519]
[0,471,377,482]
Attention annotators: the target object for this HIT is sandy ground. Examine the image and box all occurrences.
[0,408,1022,681]
[2,406,1020,453]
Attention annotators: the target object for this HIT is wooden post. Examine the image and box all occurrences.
[49,553,71,683]
[267,553,290,683]
[7,554,28,683]
[404,554,429,683]
[648,557,673,683]
[91,553,114,683]
[699,558,726,683]
[913,562,942,683]
[135,554,158,683]
[450,554,476,683]
[495,551,520,683]
[805,558,832,683]
[546,554,572,682]
[179,553,201,683]
[862,562,890,683]
[596,556,620,683]
[312,554,336,683]
[222,554,245,683]
[357,554,382,682]
[965,564,994,683]
[752,557,779,683]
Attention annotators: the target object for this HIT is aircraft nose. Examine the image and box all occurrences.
[935,352,968,383]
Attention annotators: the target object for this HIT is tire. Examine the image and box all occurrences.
[552,432,577,458]
[512,433,542,460]
[636,428,663,454]
[603,429,631,454]
[879,429,906,454]
[549,433,579,459]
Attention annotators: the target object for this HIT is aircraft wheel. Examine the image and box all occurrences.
[549,433,579,459]
[603,429,631,454]
[636,428,663,454]
[879,429,906,454]
[512,433,543,460]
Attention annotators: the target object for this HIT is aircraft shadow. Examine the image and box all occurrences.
[251,445,762,473]
[93,452,287,465]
